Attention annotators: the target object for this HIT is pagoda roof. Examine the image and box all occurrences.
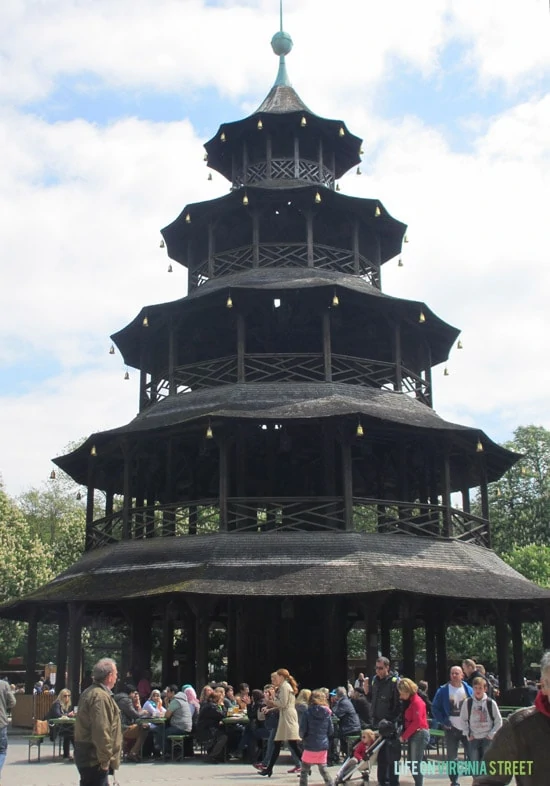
[2,532,549,620]
[54,382,518,485]
[162,186,405,266]
[112,268,458,369]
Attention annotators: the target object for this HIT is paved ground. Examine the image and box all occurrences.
[2,730,490,786]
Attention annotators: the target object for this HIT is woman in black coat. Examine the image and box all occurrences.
[196,688,228,763]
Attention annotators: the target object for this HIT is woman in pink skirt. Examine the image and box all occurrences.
[298,689,333,786]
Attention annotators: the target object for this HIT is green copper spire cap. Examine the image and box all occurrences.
[270,0,293,87]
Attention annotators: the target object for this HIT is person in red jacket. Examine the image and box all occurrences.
[398,678,430,786]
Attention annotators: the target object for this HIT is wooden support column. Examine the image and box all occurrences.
[425,610,437,697]
[68,603,83,702]
[435,610,448,686]
[207,222,215,278]
[394,322,403,392]
[243,142,248,184]
[237,313,246,383]
[478,455,491,548]
[352,221,360,274]
[306,211,314,267]
[266,135,272,179]
[322,311,332,382]
[122,440,132,540]
[139,367,148,411]
[340,437,353,530]
[495,608,511,692]
[323,424,336,496]
[359,597,382,678]
[294,135,300,178]
[188,598,214,688]
[401,598,415,680]
[24,608,38,694]
[168,321,177,395]
[380,615,391,659]
[442,445,452,537]
[56,611,69,692]
[105,487,114,517]
[130,607,153,679]
[318,138,324,179]
[252,211,260,267]
[510,614,524,687]
[218,437,229,531]
[461,480,471,514]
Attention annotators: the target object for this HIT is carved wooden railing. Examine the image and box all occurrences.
[87,497,489,550]
[233,158,334,188]
[142,353,431,405]
[189,242,380,289]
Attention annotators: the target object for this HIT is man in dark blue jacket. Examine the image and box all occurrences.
[432,666,473,786]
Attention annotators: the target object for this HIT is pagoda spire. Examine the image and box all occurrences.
[271,0,293,87]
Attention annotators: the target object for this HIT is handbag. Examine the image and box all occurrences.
[33,719,49,735]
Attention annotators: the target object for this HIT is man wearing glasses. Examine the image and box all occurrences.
[369,657,401,786]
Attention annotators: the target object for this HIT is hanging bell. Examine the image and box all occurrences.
[76,491,82,501]
[476,439,484,453]
[226,293,233,309]
[49,470,56,480]
[360,147,364,155]
[124,370,130,380]
[159,238,165,248]
[404,235,409,243]
[301,116,307,127]
[242,192,249,206]
[397,258,403,268]
[185,213,191,224]
[168,264,173,273]
[220,132,226,142]
[257,119,263,130]
[419,311,426,323]
[208,173,213,181]
[142,316,149,327]
[339,127,345,137]
[332,292,339,307]
[356,421,364,438]
[315,192,322,204]
[444,367,449,376]
[109,345,115,355]
[203,152,208,161]
[206,423,213,439]
[356,167,361,175]
[90,445,97,457]
[336,183,341,192]
[375,205,381,217]
[457,340,463,350]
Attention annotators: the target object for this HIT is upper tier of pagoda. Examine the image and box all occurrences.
[203,27,362,189]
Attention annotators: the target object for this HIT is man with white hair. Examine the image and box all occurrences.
[473,650,550,785]
[74,658,122,786]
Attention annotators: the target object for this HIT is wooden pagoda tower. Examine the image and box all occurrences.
[3,16,550,696]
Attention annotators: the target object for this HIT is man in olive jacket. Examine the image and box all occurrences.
[74,658,122,786]
[472,650,550,786]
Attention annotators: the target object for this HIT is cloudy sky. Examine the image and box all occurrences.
[1,0,549,496]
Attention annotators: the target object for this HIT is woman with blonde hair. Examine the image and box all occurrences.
[398,678,429,786]
[49,687,75,760]
[295,689,312,724]
[260,668,302,777]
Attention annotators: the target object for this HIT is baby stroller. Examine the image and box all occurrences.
[333,734,386,784]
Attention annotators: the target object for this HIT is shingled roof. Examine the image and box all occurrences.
[2,533,548,621]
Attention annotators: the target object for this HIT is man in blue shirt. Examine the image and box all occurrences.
[432,666,473,786]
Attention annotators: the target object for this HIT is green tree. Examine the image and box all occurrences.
[487,425,550,554]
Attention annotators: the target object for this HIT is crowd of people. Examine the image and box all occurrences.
[1,650,549,786]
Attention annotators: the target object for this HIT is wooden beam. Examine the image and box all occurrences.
[322,311,332,382]
[237,313,246,383]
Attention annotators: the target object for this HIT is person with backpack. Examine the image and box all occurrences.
[459,677,502,763]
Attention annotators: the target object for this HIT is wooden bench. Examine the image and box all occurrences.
[169,733,193,761]
[27,734,46,762]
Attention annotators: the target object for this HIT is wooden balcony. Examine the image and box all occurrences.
[143,353,431,407]
[189,242,380,288]
[86,497,489,550]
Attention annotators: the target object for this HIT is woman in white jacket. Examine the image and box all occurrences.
[260,668,302,777]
